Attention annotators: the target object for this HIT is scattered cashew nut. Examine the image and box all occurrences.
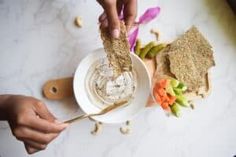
[91,121,103,135]
[74,16,83,28]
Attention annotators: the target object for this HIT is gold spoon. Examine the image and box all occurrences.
[64,100,128,124]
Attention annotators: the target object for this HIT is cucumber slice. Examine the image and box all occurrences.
[171,103,181,117]
[170,79,180,88]
[173,88,183,96]
[176,95,190,107]
[166,84,175,96]
[177,82,187,92]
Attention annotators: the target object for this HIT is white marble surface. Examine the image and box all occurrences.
[1,0,236,157]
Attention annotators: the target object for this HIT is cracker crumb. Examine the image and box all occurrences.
[190,101,195,109]
[150,29,160,41]
[120,120,131,135]
[126,120,131,126]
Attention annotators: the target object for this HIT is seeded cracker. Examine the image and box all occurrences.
[153,45,175,82]
[168,26,215,91]
[100,21,132,77]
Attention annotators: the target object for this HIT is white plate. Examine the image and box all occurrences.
[73,48,151,123]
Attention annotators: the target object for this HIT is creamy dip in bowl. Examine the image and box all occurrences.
[73,48,151,123]
[85,58,137,109]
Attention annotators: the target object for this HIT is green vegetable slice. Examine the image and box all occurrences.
[177,82,187,92]
[139,41,156,59]
[176,95,190,107]
[170,79,180,88]
[166,83,175,96]
[134,39,142,56]
[173,88,183,95]
[171,103,181,117]
[146,43,166,58]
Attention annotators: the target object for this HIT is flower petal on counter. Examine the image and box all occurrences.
[138,6,161,24]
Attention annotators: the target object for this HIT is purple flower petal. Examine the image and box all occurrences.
[138,6,161,24]
[127,6,161,51]
[128,27,139,51]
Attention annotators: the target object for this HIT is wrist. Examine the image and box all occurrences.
[0,95,14,120]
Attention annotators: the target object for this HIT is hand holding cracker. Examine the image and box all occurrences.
[97,0,137,38]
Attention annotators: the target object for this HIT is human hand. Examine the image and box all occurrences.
[97,0,137,38]
[4,95,68,154]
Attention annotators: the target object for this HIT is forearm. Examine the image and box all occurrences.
[0,95,11,120]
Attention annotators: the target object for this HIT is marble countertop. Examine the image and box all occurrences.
[1,0,236,157]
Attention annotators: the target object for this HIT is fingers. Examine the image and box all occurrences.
[14,101,68,133]
[123,0,137,32]
[35,101,56,122]
[98,0,120,38]
[26,116,68,133]
[116,0,124,16]
[99,12,107,22]
[13,126,59,144]
[99,12,109,28]
[24,140,47,150]
[24,143,39,154]
[6,95,67,154]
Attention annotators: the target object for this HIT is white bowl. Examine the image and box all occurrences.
[73,48,151,123]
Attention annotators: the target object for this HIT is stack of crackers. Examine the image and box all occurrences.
[153,26,215,100]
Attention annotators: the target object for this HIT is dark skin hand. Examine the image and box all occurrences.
[97,0,137,38]
[0,95,68,154]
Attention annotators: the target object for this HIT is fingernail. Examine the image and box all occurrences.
[62,123,69,127]
[55,120,69,127]
[28,147,38,154]
[60,124,69,129]
[111,29,120,38]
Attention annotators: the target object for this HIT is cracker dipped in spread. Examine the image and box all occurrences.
[100,21,132,78]
[84,22,136,109]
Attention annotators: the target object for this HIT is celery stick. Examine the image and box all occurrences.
[176,95,190,107]
[177,82,187,92]
[173,88,183,95]
[171,103,181,117]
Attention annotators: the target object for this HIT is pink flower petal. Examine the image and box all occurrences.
[128,27,139,51]
[138,6,161,24]
[119,5,124,20]
[127,6,161,51]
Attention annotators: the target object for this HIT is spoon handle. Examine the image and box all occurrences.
[64,114,88,123]
[64,100,128,124]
